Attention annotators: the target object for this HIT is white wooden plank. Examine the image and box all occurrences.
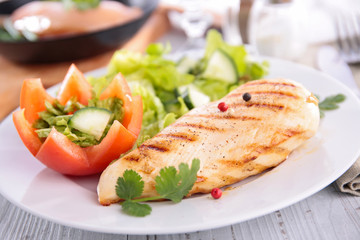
[182,230,213,240]
[1,198,24,239]
[155,232,190,240]
[128,235,148,240]
[210,225,235,240]
[1,184,360,240]
[302,185,360,240]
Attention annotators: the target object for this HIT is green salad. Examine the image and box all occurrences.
[88,29,269,145]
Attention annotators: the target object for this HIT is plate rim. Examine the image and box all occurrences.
[1,55,360,235]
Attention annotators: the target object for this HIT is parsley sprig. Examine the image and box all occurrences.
[318,94,346,118]
[115,158,200,217]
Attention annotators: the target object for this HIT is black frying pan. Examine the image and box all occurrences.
[0,0,158,63]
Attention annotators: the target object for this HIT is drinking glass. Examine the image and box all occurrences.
[166,0,242,51]
[178,0,213,50]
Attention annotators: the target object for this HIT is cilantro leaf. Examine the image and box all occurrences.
[121,201,152,217]
[319,94,345,110]
[116,170,144,200]
[155,158,200,203]
[154,166,181,201]
[115,159,201,217]
[318,94,346,118]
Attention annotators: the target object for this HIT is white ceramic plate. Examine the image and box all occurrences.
[1,57,360,235]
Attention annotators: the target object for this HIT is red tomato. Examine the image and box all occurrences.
[13,64,142,176]
[20,78,55,124]
[57,64,92,105]
[126,95,143,136]
[100,73,133,128]
[36,127,90,175]
[12,109,43,156]
[85,120,137,174]
[32,121,137,176]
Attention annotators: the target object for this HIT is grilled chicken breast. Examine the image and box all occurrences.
[98,78,320,205]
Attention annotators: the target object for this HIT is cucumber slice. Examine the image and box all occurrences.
[177,85,210,109]
[202,49,238,83]
[177,56,197,74]
[176,85,188,97]
[68,107,112,141]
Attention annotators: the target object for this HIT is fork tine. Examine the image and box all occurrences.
[334,9,360,64]
[346,11,360,61]
[334,12,350,60]
[352,12,360,54]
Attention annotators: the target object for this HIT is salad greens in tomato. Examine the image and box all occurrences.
[13,65,142,176]
[88,29,269,145]
[33,96,125,147]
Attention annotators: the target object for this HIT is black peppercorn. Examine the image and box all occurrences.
[242,92,251,102]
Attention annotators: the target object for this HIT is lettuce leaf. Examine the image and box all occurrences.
[193,79,233,101]
[128,81,167,145]
[107,50,143,77]
[204,29,247,75]
[87,31,269,145]
[100,44,197,144]
[204,29,268,80]
[107,44,194,92]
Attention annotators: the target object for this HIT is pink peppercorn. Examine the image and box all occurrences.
[211,188,222,199]
[218,102,228,112]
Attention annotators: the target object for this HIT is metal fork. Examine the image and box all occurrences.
[334,9,360,64]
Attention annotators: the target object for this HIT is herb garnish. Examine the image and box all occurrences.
[115,158,200,217]
[318,94,346,118]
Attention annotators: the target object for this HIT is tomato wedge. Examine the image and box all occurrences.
[57,64,92,105]
[13,109,42,156]
[126,95,143,136]
[13,64,142,176]
[36,128,90,175]
[85,120,137,174]
[20,78,55,124]
[100,73,133,128]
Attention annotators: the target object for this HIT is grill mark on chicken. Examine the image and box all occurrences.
[228,91,299,99]
[157,133,197,142]
[196,176,207,183]
[122,154,140,162]
[252,91,299,99]
[139,144,169,153]
[247,102,284,111]
[229,102,285,111]
[183,114,261,121]
[254,145,289,155]
[172,122,223,132]
[229,139,289,158]
[220,156,258,168]
[245,81,297,88]
[221,146,289,171]
[252,131,303,153]
[282,129,303,138]
[246,102,284,111]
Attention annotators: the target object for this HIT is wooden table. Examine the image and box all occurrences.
[1,9,360,240]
